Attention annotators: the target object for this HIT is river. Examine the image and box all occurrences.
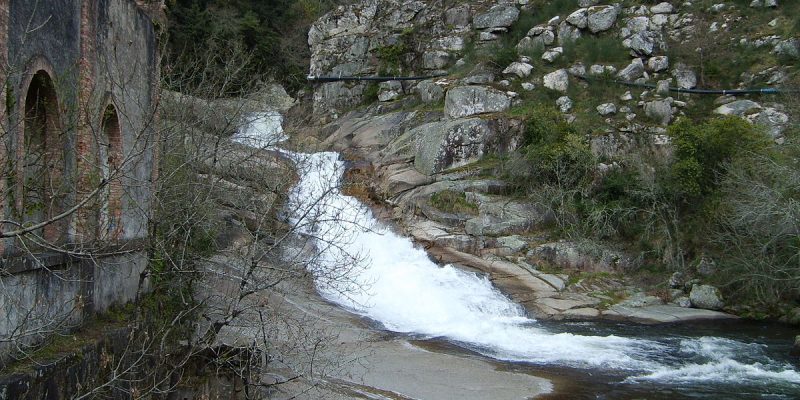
[237,112,800,399]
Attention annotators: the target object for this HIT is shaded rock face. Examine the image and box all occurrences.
[473,4,519,29]
[528,242,634,273]
[672,63,698,89]
[503,62,534,78]
[587,5,619,33]
[378,80,404,102]
[617,58,645,81]
[309,0,468,117]
[714,100,762,116]
[543,69,570,92]
[415,80,445,103]
[748,107,790,140]
[444,86,512,118]
[464,193,551,237]
[645,98,673,125]
[413,117,521,175]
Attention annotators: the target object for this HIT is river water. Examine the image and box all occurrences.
[236,113,800,399]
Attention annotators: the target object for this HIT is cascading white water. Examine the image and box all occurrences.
[235,114,800,390]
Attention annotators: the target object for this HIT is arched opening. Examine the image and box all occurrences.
[98,104,123,240]
[22,70,65,243]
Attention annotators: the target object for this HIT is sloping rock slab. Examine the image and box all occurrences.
[427,247,559,309]
[603,305,737,324]
[445,86,511,119]
[412,117,521,175]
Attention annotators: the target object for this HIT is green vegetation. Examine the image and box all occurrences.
[665,117,769,204]
[524,1,580,27]
[507,105,594,190]
[166,0,347,93]
[501,98,798,309]
[665,0,800,88]
[430,190,479,215]
[375,27,418,75]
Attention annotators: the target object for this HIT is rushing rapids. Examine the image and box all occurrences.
[235,114,800,398]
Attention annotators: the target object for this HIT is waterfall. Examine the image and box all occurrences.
[235,113,800,393]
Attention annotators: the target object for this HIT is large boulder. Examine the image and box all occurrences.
[415,80,445,103]
[648,56,669,72]
[747,107,790,140]
[596,103,617,116]
[527,241,634,272]
[423,50,451,70]
[503,62,534,78]
[464,193,550,236]
[624,16,650,36]
[557,21,582,46]
[644,99,673,125]
[473,4,520,29]
[650,2,675,14]
[566,8,588,29]
[629,32,656,56]
[381,165,434,197]
[413,118,520,175]
[672,63,698,89]
[542,47,564,63]
[773,39,799,59]
[445,4,471,28]
[378,80,403,102]
[543,69,570,92]
[556,96,573,113]
[517,26,555,52]
[714,100,762,116]
[616,58,645,81]
[587,5,619,33]
[444,86,512,118]
[689,284,724,310]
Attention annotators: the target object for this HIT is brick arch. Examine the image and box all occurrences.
[17,64,67,244]
[97,103,124,240]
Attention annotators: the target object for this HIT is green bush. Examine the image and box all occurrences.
[562,35,629,66]
[515,106,594,188]
[665,116,770,204]
[362,82,379,103]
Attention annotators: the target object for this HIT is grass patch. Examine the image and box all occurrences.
[524,0,580,27]
[567,35,630,66]
[445,156,503,177]
[430,190,479,215]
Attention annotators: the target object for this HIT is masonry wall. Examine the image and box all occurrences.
[0,0,162,366]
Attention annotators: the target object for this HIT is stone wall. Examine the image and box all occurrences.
[0,0,163,365]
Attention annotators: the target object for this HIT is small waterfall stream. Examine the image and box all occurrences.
[236,113,800,398]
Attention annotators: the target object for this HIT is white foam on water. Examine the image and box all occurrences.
[630,359,800,385]
[237,116,800,388]
[232,111,286,148]
[277,150,662,370]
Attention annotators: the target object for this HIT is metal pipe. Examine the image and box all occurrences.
[571,72,798,95]
[307,73,447,83]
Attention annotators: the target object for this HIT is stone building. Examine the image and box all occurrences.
[0,0,164,364]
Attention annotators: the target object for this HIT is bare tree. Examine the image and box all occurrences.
[1,12,365,398]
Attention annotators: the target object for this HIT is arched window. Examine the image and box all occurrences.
[98,104,123,240]
[22,70,65,243]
